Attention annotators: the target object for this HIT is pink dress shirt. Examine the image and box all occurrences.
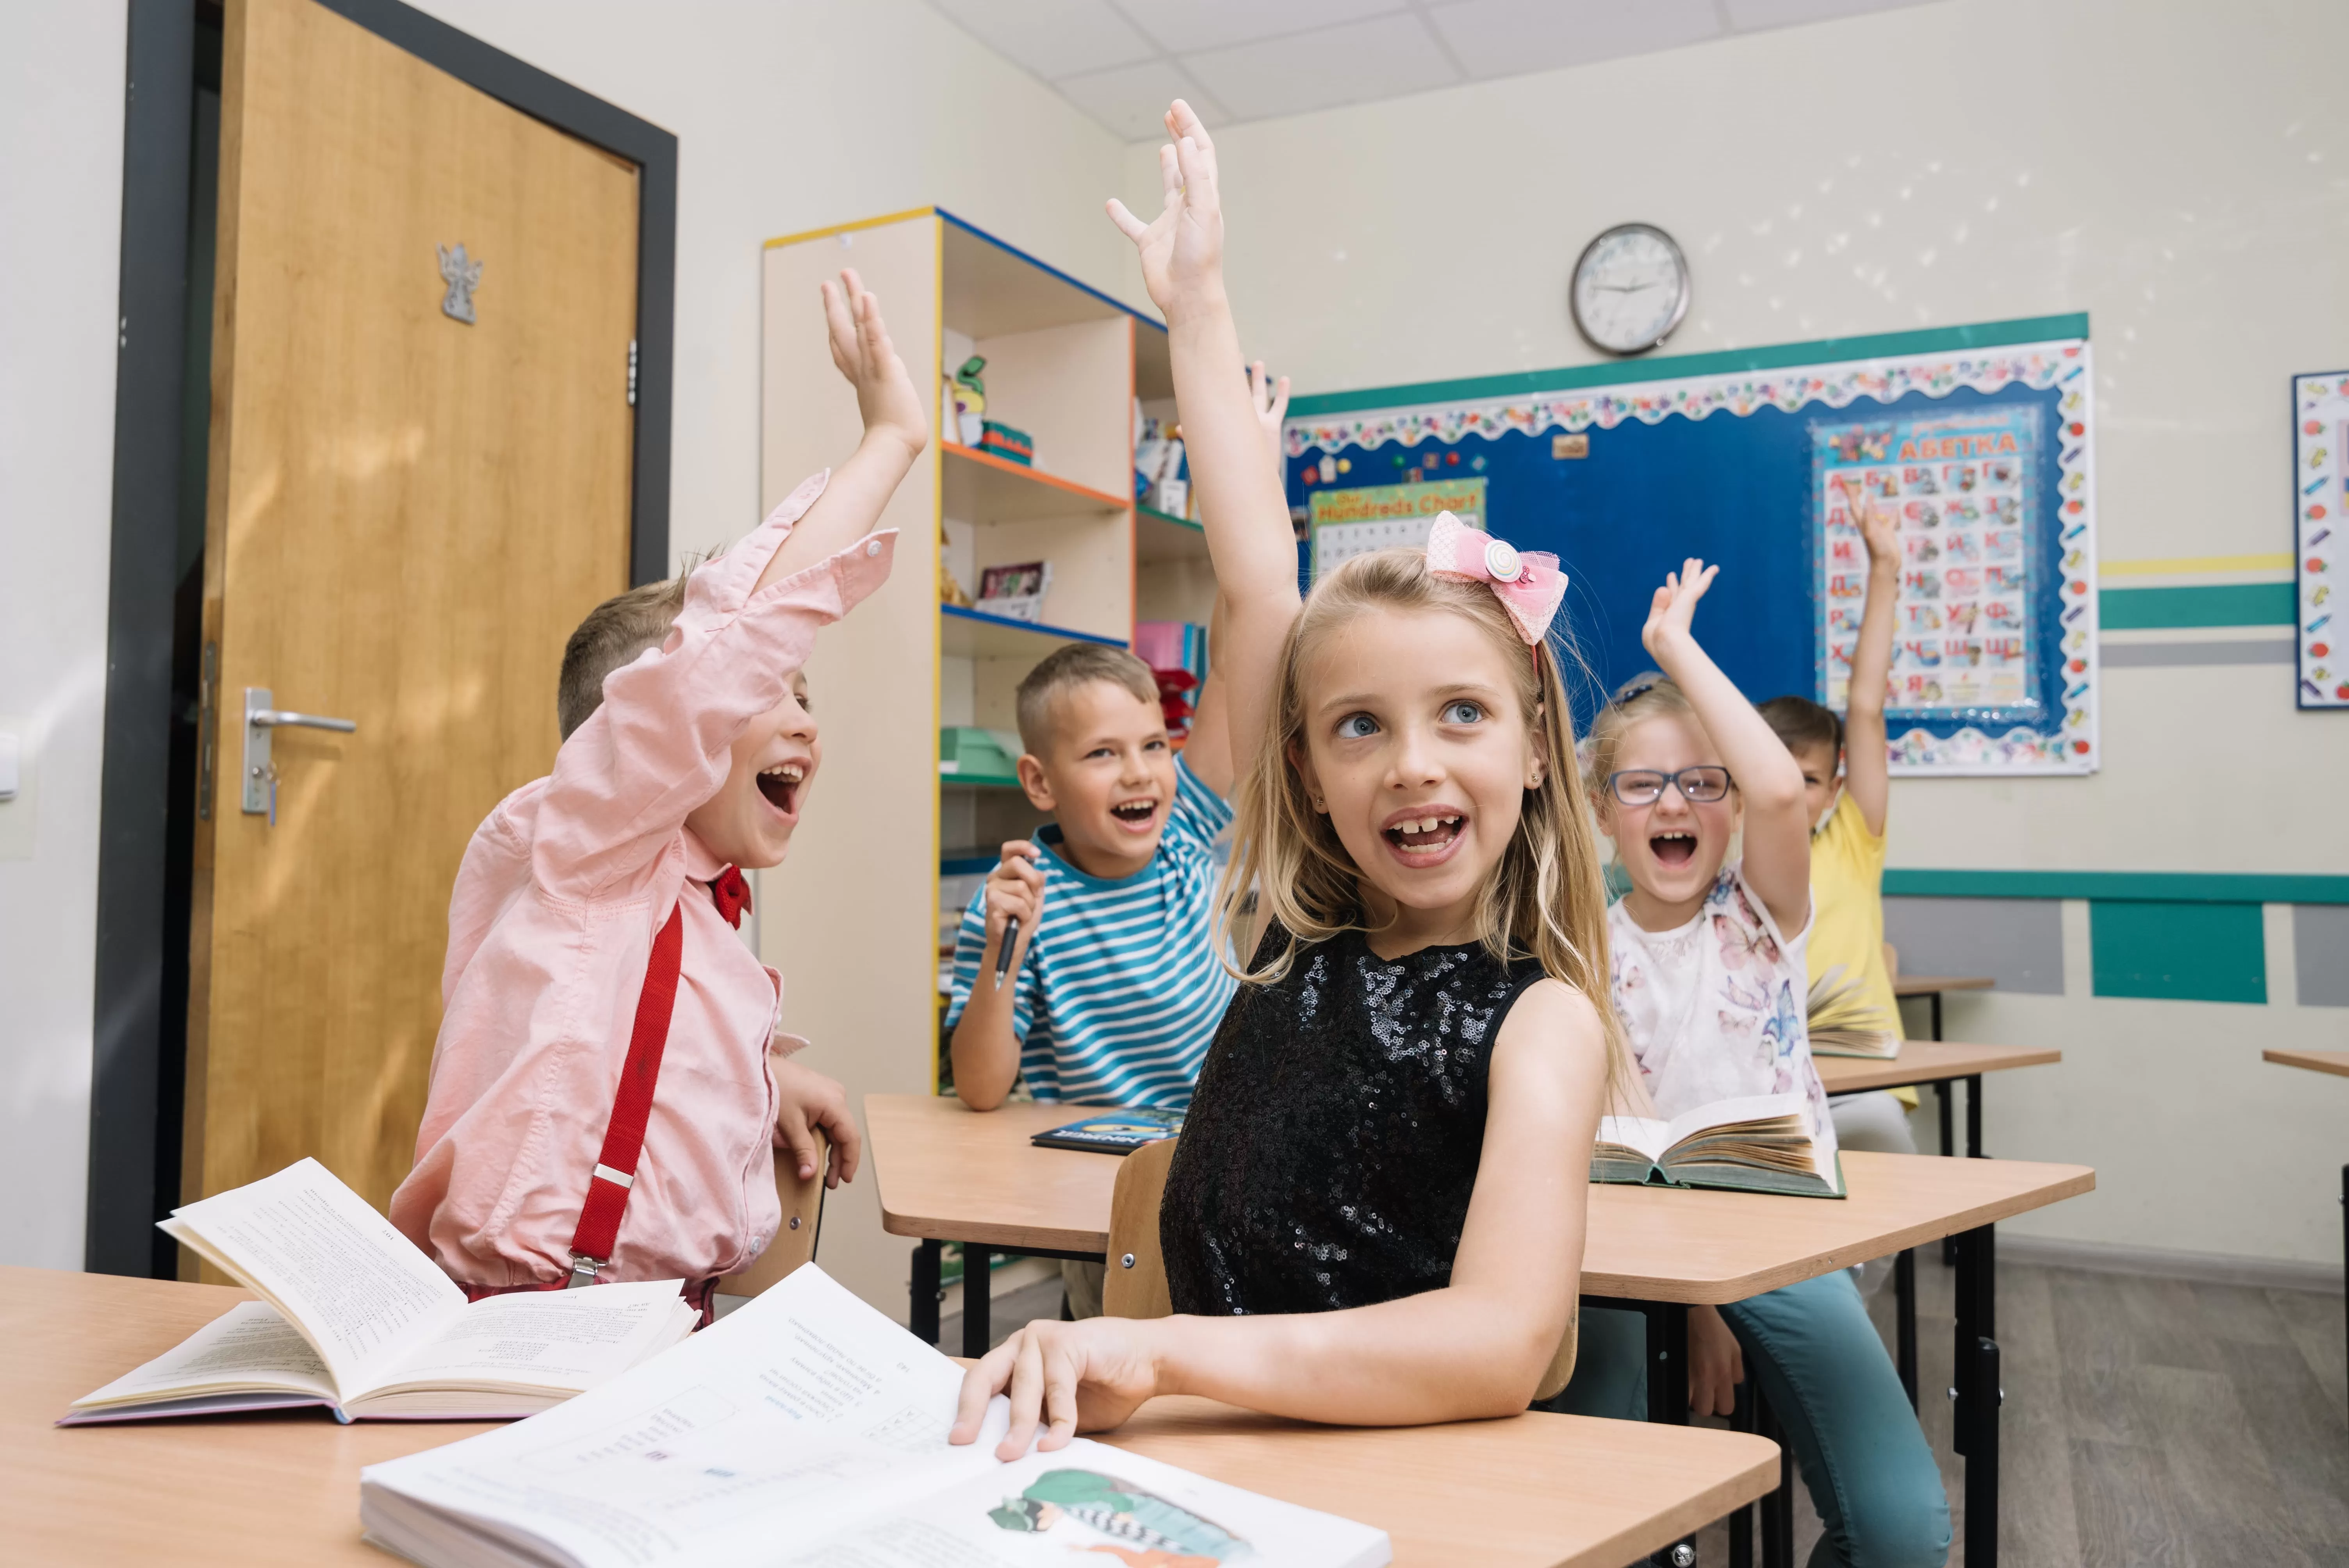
[390,472,895,1286]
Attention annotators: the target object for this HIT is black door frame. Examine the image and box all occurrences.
[89,0,677,1275]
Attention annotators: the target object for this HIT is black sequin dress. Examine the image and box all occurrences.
[1159,926,1545,1316]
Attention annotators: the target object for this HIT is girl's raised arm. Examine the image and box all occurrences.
[1108,102,1299,777]
[1837,476,1899,836]
[1642,559,1812,934]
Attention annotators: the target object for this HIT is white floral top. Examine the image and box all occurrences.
[1607,865,1834,1143]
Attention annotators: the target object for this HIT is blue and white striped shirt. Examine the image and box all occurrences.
[945,759,1236,1110]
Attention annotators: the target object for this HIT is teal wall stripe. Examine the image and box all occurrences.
[2088,900,2267,1004]
[1882,870,2349,904]
[1286,314,2091,419]
[2099,583,2294,630]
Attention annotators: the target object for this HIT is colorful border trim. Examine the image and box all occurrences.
[1285,334,2099,777]
[2290,371,2348,707]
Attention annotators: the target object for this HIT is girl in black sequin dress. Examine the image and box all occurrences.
[952,99,1638,1461]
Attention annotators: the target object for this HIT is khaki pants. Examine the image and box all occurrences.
[1060,1258,1107,1320]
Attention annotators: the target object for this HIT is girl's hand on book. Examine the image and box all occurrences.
[1640,557,1720,664]
[1107,100,1226,323]
[820,267,928,462]
[951,1319,1162,1459]
[1687,1303,1744,1418]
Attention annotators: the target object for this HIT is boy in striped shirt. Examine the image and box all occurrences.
[946,641,1235,1315]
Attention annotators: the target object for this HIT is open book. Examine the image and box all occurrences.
[1805,965,1903,1058]
[1593,1094,1846,1198]
[361,1265,1391,1568]
[66,1158,697,1424]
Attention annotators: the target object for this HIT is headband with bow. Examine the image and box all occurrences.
[1424,512,1566,645]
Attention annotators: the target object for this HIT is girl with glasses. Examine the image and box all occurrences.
[1563,564,1950,1568]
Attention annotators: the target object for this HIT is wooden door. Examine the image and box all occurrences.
[185,0,638,1251]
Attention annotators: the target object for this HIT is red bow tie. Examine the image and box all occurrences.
[708,865,752,929]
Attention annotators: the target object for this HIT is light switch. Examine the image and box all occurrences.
[0,732,18,800]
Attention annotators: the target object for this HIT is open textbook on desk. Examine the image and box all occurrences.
[362,1266,1392,1568]
[67,1158,697,1423]
[1592,1094,1846,1198]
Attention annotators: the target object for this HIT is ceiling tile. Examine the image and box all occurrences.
[929,0,1159,82]
[1181,12,1460,122]
[1055,60,1231,141]
[1724,0,1939,29]
[1114,0,1408,55]
[1427,0,1723,79]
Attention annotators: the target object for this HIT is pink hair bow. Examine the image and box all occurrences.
[1424,512,1566,645]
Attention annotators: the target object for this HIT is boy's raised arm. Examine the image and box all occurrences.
[1109,103,1299,779]
[1839,477,1898,836]
[756,270,929,590]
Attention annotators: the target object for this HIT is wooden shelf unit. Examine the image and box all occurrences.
[758,206,1213,1319]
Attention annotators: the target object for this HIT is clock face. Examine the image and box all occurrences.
[1570,224,1690,355]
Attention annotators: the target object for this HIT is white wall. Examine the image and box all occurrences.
[0,5,128,1270]
[1135,0,2349,1267]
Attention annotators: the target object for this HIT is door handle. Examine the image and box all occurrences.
[242,686,358,817]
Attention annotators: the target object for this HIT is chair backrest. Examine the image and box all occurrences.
[1100,1137,1579,1401]
[717,1137,828,1296]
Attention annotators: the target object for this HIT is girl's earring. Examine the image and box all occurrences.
[1310,796,1327,813]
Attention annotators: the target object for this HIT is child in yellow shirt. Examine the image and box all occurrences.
[1760,474,1916,1156]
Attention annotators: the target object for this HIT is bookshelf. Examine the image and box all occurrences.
[758,207,1211,1319]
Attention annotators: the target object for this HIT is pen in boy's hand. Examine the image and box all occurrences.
[996,918,1021,981]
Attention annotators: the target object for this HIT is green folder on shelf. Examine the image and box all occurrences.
[1591,1094,1846,1198]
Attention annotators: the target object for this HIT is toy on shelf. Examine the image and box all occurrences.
[1135,417,1189,516]
[975,559,1052,623]
[938,522,973,608]
[977,419,1034,466]
[943,355,987,447]
[1134,620,1208,741]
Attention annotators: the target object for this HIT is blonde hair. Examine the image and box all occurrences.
[1217,547,1631,1094]
[1582,673,1696,786]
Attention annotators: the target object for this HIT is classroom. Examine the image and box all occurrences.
[3,0,2343,1563]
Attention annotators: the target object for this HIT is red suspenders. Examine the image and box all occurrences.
[564,899,686,1288]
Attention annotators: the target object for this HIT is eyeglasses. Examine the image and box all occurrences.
[1606,766,1732,806]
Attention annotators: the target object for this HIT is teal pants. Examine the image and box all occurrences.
[1557,1271,1950,1568]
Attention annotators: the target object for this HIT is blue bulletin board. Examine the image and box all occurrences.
[1283,315,2098,774]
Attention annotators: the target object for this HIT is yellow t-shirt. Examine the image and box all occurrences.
[1805,793,1914,1101]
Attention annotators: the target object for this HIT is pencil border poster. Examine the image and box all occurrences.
[2292,370,2348,709]
[1283,328,2099,775]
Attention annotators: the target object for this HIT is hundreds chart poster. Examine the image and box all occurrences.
[1814,406,2046,723]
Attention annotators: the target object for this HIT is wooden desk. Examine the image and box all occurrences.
[1892,973,1995,1040]
[2261,1048,2348,1423]
[1816,1038,2061,1157]
[0,1266,1777,1568]
[867,1093,2092,1568]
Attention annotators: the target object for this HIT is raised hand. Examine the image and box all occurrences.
[1249,360,1291,478]
[1838,476,1898,568]
[1641,557,1720,660]
[1106,100,1226,322]
[820,268,927,459]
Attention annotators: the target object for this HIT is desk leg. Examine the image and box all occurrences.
[1641,1302,1696,1567]
[1951,1223,2001,1568]
[1938,1083,1959,1263]
[1966,1073,1985,1158]
[1729,1383,1754,1568]
[1929,991,1944,1042]
[962,1248,993,1360]
[1895,1247,1918,1410]
[911,1240,942,1345]
[1755,1384,1794,1568]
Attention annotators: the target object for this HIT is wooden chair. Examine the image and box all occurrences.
[1102,1139,1579,1401]
[718,1136,829,1296]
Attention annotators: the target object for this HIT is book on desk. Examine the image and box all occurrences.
[66,1159,697,1424]
[361,1265,1391,1568]
[1593,1094,1847,1198]
[1030,1107,1183,1154]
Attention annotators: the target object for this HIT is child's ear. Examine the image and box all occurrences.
[1285,739,1327,813]
[1016,754,1054,812]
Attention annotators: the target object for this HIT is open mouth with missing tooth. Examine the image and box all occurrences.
[1385,813,1463,852]
[1109,798,1161,830]
[1649,829,1697,867]
[756,761,806,817]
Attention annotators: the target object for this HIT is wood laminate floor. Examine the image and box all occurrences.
[954,1254,2348,1567]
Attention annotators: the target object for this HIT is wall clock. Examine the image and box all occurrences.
[1570,223,1690,356]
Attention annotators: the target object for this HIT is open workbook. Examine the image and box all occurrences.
[1805,964,1903,1058]
[1592,1093,1846,1198]
[360,1265,1392,1568]
[66,1158,698,1424]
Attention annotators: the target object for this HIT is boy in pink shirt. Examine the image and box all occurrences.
[391,271,925,1312]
